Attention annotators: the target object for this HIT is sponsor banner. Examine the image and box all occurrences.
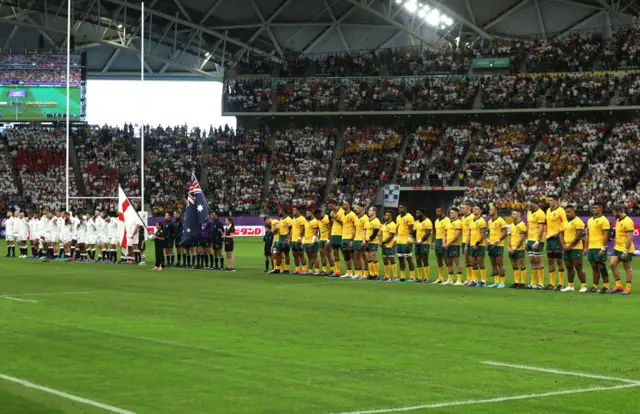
[472,57,510,69]
[234,226,264,237]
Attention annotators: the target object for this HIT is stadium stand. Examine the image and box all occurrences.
[0,69,82,84]
[224,79,272,112]
[276,78,340,112]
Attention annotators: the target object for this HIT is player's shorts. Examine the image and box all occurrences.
[48,233,59,243]
[59,234,72,244]
[435,239,444,255]
[546,237,561,251]
[341,239,352,250]
[415,243,430,255]
[175,239,183,249]
[109,237,118,246]
[165,238,174,249]
[127,239,136,248]
[353,240,364,251]
[563,249,583,261]
[292,242,304,252]
[508,249,525,260]
[303,243,318,253]
[612,249,632,263]
[488,246,503,257]
[469,245,486,257]
[197,236,211,248]
[587,248,607,263]
[396,243,413,256]
[446,245,461,258]
[86,235,96,245]
[319,240,327,249]
[382,247,394,257]
[526,240,544,256]
[330,235,342,249]
[212,241,223,250]
[366,243,379,253]
[225,241,234,253]
[138,241,146,251]
[276,236,289,251]
[264,248,273,257]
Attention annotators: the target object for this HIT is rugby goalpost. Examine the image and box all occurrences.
[65,1,145,219]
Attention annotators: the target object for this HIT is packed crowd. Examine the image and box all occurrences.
[0,69,82,84]
[571,121,640,214]
[146,125,201,215]
[398,126,442,186]
[0,140,18,203]
[224,79,272,112]
[330,126,403,206]
[526,33,604,73]
[268,127,335,211]
[0,54,81,69]
[276,78,340,112]
[5,126,78,211]
[206,127,269,214]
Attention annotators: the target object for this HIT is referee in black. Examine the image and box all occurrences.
[153,222,165,271]
[173,210,184,267]
[210,212,225,270]
[163,212,175,266]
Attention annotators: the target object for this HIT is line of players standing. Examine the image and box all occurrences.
[157,211,236,271]
[3,209,144,263]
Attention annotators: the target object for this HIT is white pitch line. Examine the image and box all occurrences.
[9,291,106,297]
[482,361,640,384]
[331,383,640,414]
[0,296,37,303]
[0,373,136,413]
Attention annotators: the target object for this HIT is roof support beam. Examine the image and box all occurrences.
[249,0,284,58]
[301,3,359,53]
[233,0,293,58]
[422,0,493,39]
[3,25,19,50]
[376,29,403,49]
[324,0,349,52]
[597,0,635,23]
[479,0,531,31]
[550,0,605,10]
[199,0,224,25]
[101,48,121,72]
[465,0,476,25]
[172,0,192,22]
[555,9,605,38]
[534,0,546,37]
[159,29,199,73]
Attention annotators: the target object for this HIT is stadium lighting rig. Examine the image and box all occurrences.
[394,0,454,29]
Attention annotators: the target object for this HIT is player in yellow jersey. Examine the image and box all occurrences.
[339,201,358,278]
[559,205,587,293]
[364,206,382,280]
[526,200,547,289]
[380,210,397,281]
[352,204,370,280]
[460,202,475,284]
[432,207,450,283]
[467,205,487,287]
[545,195,568,291]
[585,202,611,293]
[396,202,416,282]
[486,207,507,288]
[278,208,294,273]
[303,210,320,275]
[443,207,463,285]
[314,209,334,276]
[263,216,282,274]
[327,200,344,276]
[508,209,527,288]
[291,206,308,274]
[414,208,432,283]
[610,204,634,295]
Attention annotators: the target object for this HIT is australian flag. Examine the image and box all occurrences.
[182,174,210,244]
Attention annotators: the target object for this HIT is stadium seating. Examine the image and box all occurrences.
[0,53,81,68]
[268,127,336,211]
[398,126,442,186]
[0,140,19,205]
[526,33,604,73]
[0,69,81,84]
[224,79,272,112]
[276,78,340,112]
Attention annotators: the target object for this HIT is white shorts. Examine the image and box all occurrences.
[47,233,59,243]
[60,234,72,244]
[99,235,110,245]
[127,239,136,248]
[86,235,97,245]
[18,234,28,242]
[6,234,15,242]
[110,237,119,246]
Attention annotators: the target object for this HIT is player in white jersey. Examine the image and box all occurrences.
[70,213,80,260]
[5,211,15,257]
[123,221,137,263]
[106,215,119,263]
[29,213,40,258]
[85,215,97,261]
[95,211,108,262]
[16,212,29,258]
[59,212,74,261]
[76,215,88,261]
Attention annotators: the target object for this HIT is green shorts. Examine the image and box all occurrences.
[508,249,525,260]
[435,239,444,255]
[396,244,413,256]
[546,237,562,251]
[366,243,379,253]
[341,239,352,250]
[319,240,328,249]
[304,243,318,253]
[612,249,633,263]
[563,249,583,261]
[488,245,504,257]
[469,245,486,257]
[526,240,544,255]
[446,245,461,258]
[353,240,364,251]
[276,236,290,252]
[415,243,430,255]
[587,248,607,263]
[330,235,342,249]
[292,243,304,252]
[382,247,395,257]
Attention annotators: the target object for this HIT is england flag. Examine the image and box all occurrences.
[118,186,145,248]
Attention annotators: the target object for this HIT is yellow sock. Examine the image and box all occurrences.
[499,276,505,284]
[472,268,479,282]
[593,283,599,290]
[285,264,290,272]
[376,263,381,276]
[424,266,430,281]
[530,269,536,285]
[481,268,487,282]
[295,266,300,273]
[559,270,565,286]
[400,270,406,279]
[410,270,415,280]
[364,269,369,277]
[626,282,632,290]
[334,262,340,273]
[367,263,373,275]
[448,273,454,281]
[616,280,623,288]
[568,282,574,288]
[514,269,521,284]
[603,281,609,290]
[466,266,473,282]
[392,264,398,278]
[581,282,587,288]
[438,266,444,281]
[537,269,543,285]
[494,275,500,284]
[302,266,307,273]
[384,264,390,277]
[322,266,327,273]
[416,267,423,280]
[356,269,362,277]
[550,271,556,286]
[457,273,463,282]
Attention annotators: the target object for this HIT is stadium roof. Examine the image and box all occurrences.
[0,0,636,80]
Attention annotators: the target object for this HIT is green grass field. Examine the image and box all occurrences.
[1,237,639,414]
[0,85,81,121]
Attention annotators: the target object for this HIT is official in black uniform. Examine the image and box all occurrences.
[163,212,175,266]
[153,222,165,271]
[173,210,185,267]
[211,212,225,270]
[224,218,235,271]
[137,222,146,265]
[263,224,274,273]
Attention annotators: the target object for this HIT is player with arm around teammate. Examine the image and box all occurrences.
[303,211,320,275]
[560,205,587,292]
[314,209,334,276]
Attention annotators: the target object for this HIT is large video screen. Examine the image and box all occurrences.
[0,84,82,121]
